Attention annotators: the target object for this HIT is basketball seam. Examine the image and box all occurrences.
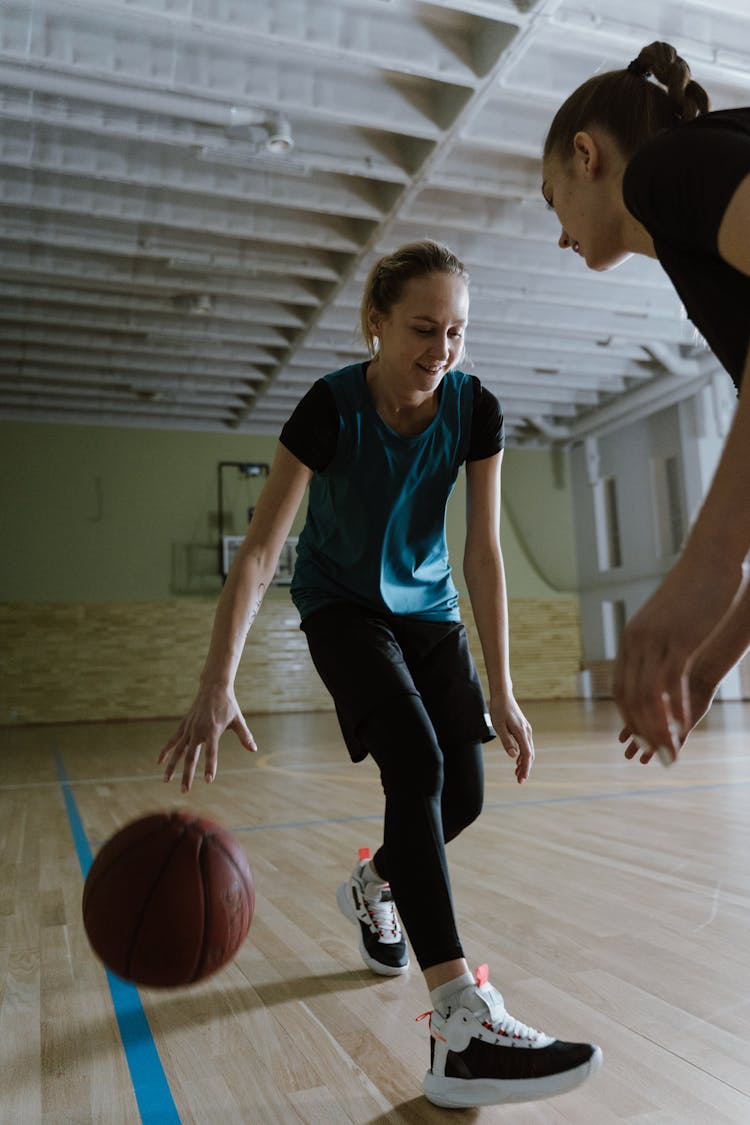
[191,834,252,983]
[125,822,188,982]
[83,819,172,911]
[193,831,212,984]
[208,835,254,902]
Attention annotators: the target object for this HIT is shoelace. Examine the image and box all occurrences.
[414,1005,539,1043]
[417,966,543,1042]
[481,984,539,1041]
[485,1008,539,1041]
[364,885,400,937]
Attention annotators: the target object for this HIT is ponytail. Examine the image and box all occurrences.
[544,41,710,163]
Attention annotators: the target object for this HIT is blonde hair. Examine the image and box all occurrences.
[544,41,710,164]
[359,240,469,355]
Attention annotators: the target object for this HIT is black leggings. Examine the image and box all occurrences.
[301,605,490,971]
[358,693,484,970]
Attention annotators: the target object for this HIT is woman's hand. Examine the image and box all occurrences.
[618,663,718,765]
[612,556,738,755]
[490,693,535,784]
[157,683,257,793]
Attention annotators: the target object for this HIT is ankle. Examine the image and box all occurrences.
[423,958,471,993]
[429,970,475,1014]
[361,859,385,886]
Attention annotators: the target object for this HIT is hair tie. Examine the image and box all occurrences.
[627,59,651,78]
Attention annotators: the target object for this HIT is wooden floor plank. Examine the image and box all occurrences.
[2,700,750,1122]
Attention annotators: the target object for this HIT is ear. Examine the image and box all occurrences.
[366,303,383,338]
[572,131,602,179]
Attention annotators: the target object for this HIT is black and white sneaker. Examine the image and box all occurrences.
[420,965,602,1107]
[336,848,409,976]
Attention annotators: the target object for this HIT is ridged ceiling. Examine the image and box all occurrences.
[2,0,749,444]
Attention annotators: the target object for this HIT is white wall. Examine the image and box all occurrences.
[569,370,741,695]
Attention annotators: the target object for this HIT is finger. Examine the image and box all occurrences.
[623,740,640,760]
[514,736,534,783]
[157,722,186,763]
[499,732,519,760]
[653,744,676,767]
[617,725,633,745]
[515,723,534,757]
[678,673,693,740]
[624,678,677,756]
[181,743,202,793]
[203,736,219,784]
[157,737,183,765]
[515,751,533,784]
[162,734,189,780]
[230,715,258,753]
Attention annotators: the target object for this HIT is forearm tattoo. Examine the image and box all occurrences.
[248,582,266,629]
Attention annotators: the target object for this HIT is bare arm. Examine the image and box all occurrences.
[689,563,750,693]
[621,564,750,764]
[614,174,750,754]
[159,443,312,790]
[463,451,534,782]
[201,444,313,690]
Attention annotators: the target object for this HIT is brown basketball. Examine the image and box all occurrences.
[82,810,254,987]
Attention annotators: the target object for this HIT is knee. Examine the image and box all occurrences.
[358,693,444,799]
[441,741,484,841]
[461,789,484,830]
[443,789,483,842]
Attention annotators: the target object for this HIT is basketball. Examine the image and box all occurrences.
[82,809,254,987]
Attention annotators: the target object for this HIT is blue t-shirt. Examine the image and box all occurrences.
[285,363,486,621]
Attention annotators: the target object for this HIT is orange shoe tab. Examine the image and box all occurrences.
[358,847,371,861]
[476,963,489,988]
[416,1011,446,1041]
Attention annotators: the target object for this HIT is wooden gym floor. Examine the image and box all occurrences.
[2,698,750,1124]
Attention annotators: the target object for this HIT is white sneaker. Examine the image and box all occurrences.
[420,965,602,1107]
[336,848,409,976]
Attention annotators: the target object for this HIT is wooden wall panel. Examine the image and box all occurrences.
[466,598,582,701]
[1,595,582,725]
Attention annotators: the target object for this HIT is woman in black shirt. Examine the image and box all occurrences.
[541,41,750,764]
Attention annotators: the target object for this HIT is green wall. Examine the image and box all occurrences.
[1,421,578,603]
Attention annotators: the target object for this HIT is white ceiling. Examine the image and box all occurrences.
[2,0,749,445]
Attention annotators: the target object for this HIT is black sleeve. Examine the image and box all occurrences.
[623,111,750,255]
[279,379,339,472]
[467,376,505,461]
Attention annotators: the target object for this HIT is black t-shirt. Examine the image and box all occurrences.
[280,367,505,472]
[622,107,750,389]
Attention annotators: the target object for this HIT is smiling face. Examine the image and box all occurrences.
[368,271,469,392]
[542,133,633,272]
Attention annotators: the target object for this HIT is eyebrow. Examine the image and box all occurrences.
[410,314,467,326]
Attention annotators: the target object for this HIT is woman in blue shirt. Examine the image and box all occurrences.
[159,239,601,1108]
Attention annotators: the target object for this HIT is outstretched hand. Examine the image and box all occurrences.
[490,694,534,784]
[157,684,257,793]
[618,663,718,765]
[612,558,737,756]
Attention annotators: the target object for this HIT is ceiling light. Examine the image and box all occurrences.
[222,106,294,155]
[264,112,293,155]
[191,294,214,315]
[171,293,214,315]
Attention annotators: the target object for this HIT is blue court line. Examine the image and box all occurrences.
[54,752,181,1125]
[220,775,750,835]
[87,774,750,846]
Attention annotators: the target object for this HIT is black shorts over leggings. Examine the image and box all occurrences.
[300,602,493,762]
[301,603,494,969]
